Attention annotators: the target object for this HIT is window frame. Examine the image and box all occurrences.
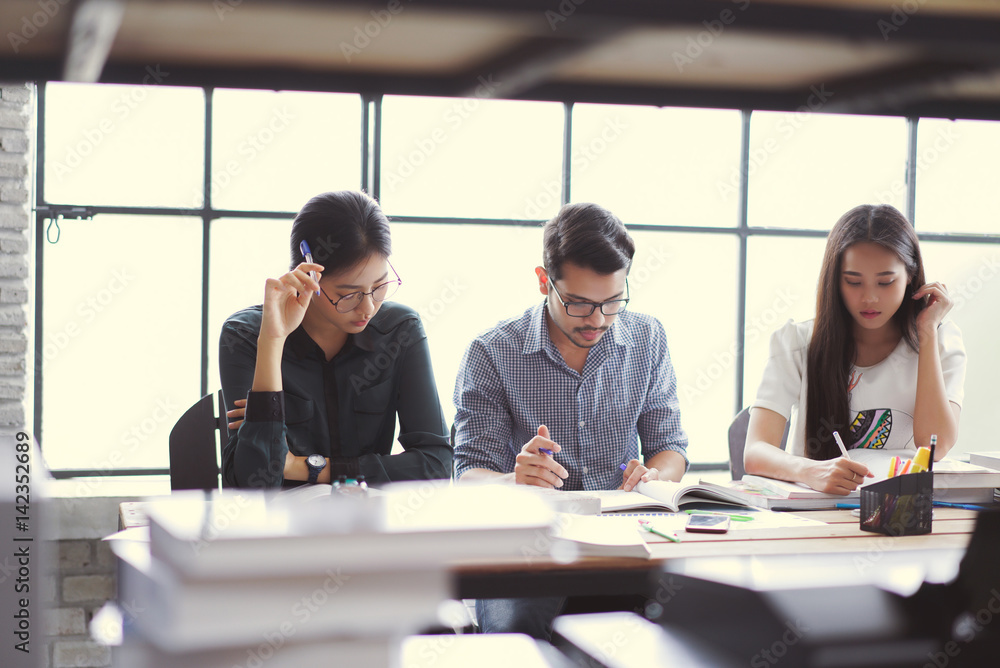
[32,86,1000,477]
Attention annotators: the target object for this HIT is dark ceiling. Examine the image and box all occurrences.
[3,0,1000,119]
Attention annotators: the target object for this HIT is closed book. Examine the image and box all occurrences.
[146,485,555,579]
[114,540,448,652]
[113,633,398,668]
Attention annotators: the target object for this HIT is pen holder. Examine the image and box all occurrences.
[859,472,933,536]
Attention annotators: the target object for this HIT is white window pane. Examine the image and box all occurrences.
[742,236,827,408]
[630,232,739,464]
[379,96,564,219]
[919,242,1000,458]
[44,82,205,208]
[208,217,294,395]
[389,222,544,419]
[915,119,1000,234]
[748,112,907,229]
[572,106,741,227]
[211,90,362,212]
[41,215,202,471]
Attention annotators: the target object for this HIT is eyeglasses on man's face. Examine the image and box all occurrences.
[320,262,402,313]
[547,275,629,317]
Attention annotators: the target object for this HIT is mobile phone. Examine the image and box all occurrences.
[684,514,730,533]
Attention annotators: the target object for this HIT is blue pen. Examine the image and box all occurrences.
[933,501,992,511]
[299,240,320,295]
[539,448,554,456]
[620,463,628,471]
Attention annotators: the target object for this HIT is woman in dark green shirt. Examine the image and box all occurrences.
[219,191,452,488]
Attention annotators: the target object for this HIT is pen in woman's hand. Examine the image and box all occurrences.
[299,240,320,295]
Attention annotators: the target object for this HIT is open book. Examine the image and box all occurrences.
[591,480,759,513]
[736,450,1000,509]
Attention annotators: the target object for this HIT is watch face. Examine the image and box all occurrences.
[307,454,325,468]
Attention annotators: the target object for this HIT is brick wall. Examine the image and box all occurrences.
[0,82,30,432]
[1,81,120,668]
[47,539,116,668]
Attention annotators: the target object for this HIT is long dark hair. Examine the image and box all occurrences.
[542,202,635,280]
[804,204,925,460]
[289,191,391,273]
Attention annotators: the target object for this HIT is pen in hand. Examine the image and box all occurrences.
[833,431,851,459]
[299,240,320,295]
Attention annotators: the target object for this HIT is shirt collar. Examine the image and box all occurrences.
[286,323,362,360]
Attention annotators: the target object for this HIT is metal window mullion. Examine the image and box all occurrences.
[361,94,371,192]
[734,110,752,416]
[372,95,383,202]
[562,102,573,205]
[906,117,919,226]
[200,87,214,398]
[33,83,47,444]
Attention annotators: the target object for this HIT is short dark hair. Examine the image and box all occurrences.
[542,203,635,281]
[289,191,391,273]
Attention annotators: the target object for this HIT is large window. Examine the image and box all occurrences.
[36,83,1000,474]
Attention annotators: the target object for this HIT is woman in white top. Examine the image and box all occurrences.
[745,204,966,494]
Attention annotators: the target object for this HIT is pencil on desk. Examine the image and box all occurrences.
[638,519,681,542]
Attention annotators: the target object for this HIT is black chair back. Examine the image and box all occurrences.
[168,390,227,491]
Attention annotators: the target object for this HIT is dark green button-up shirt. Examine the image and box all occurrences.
[219,301,452,488]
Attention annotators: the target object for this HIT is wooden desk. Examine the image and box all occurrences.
[454,508,977,599]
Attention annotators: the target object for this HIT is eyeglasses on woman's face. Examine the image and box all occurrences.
[320,262,402,313]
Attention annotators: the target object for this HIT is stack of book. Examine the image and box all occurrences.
[968,451,1000,503]
[110,484,555,668]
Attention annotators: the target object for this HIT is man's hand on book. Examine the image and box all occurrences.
[619,459,658,492]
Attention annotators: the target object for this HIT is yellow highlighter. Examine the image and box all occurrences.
[910,447,931,474]
[887,456,901,478]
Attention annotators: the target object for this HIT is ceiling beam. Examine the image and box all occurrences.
[63,0,125,82]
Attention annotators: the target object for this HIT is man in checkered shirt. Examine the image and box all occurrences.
[453,202,689,638]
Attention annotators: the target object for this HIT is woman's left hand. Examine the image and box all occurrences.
[913,281,953,337]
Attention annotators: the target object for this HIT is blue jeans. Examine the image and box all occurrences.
[475,596,566,640]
